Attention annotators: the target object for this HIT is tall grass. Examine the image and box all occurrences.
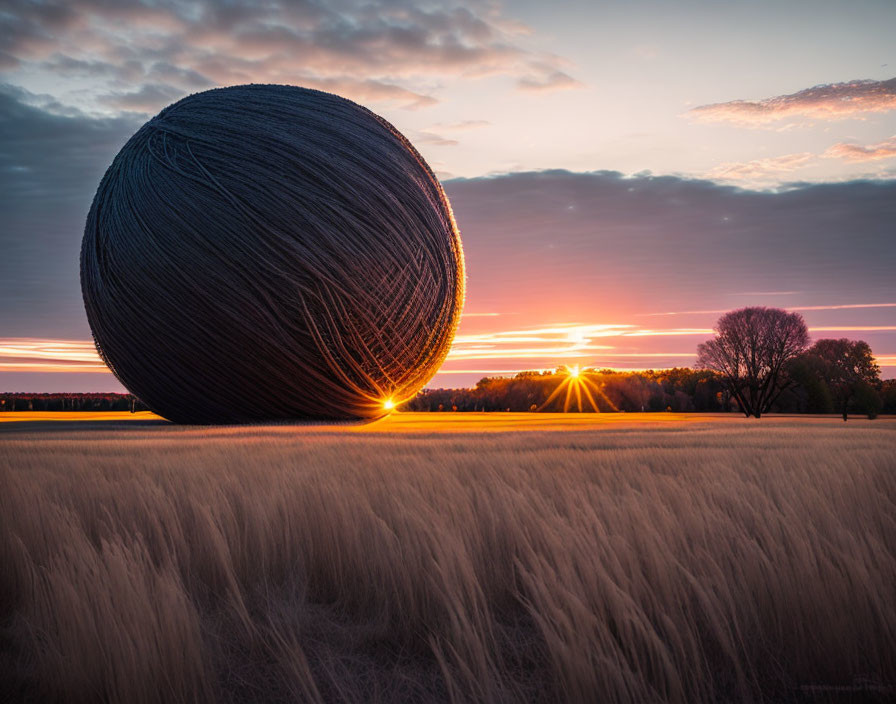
[2,417,895,702]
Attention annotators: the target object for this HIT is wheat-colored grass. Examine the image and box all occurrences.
[2,414,894,703]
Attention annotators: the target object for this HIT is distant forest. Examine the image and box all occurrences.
[0,393,147,413]
[407,367,896,417]
[4,368,894,417]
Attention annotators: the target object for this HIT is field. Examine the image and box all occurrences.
[2,413,894,703]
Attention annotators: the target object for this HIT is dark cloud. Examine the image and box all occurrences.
[0,51,21,70]
[444,170,896,321]
[39,54,124,79]
[100,82,188,112]
[145,62,214,89]
[0,86,141,337]
[0,0,579,114]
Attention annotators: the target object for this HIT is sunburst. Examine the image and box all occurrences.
[538,366,618,413]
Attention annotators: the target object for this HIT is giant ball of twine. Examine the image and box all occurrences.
[81,84,464,423]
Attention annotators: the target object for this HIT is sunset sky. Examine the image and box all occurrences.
[1,0,894,390]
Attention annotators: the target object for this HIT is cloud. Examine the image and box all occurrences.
[0,85,142,338]
[706,135,896,182]
[0,0,579,115]
[1,90,894,381]
[0,84,140,199]
[706,152,814,181]
[824,135,896,162]
[517,69,582,93]
[646,303,896,317]
[428,120,491,132]
[244,76,437,111]
[442,170,896,332]
[733,291,802,297]
[415,131,460,147]
[0,339,106,373]
[8,318,896,379]
[100,83,187,113]
[414,120,490,147]
[688,78,896,126]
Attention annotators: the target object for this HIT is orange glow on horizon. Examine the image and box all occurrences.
[2,315,896,382]
[537,366,617,413]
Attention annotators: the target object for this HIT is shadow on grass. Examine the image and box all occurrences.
[0,416,383,434]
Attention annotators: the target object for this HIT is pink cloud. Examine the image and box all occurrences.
[428,120,491,132]
[706,152,814,181]
[517,69,582,93]
[824,135,896,162]
[689,78,896,126]
[415,132,460,147]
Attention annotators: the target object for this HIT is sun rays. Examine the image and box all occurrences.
[538,365,618,413]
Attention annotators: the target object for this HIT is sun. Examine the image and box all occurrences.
[383,398,395,411]
[537,366,618,413]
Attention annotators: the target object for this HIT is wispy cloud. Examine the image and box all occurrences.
[415,131,459,147]
[645,302,896,316]
[449,324,626,361]
[517,69,582,93]
[0,339,106,372]
[706,133,896,182]
[734,291,802,297]
[415,119,493,147]
[688,78,896,126]
[5,325,895,379]
[808,326,896,332]
[824,135,896,162]
[427,120,491,133]
[449,322,896,362]
[706,152,813,181]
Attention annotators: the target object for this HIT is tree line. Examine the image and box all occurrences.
[0,393,147,413]
[407,367,894,417]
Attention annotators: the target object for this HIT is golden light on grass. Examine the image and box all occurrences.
[2,417,894,702]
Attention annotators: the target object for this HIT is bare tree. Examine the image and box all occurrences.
[807,339,880,421]
[696,307,809,418]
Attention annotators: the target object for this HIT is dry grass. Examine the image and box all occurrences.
[1,414,895,703]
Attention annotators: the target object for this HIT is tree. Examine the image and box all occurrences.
[781,353,834,413]
[807,339,881,421]
[696,307,809,418]
[880,379,896,415]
